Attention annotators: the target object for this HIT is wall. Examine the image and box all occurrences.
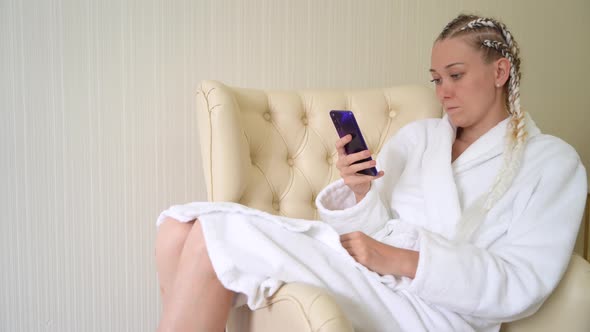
[1,0,588,331]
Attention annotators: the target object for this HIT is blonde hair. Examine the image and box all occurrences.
[438,14,528,211]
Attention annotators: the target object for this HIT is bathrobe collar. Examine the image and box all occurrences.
[453,113,541,174]
[420,114,539,238]
[420,115,463,238]
[452,117,509,173]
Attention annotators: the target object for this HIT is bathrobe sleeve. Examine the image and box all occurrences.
[316,122,421,236]
[408,151,587,322]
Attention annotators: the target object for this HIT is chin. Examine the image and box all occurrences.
[446,113,470,129]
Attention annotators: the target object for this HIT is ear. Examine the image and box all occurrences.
[494,57,511,87]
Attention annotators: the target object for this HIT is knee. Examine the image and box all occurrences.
[181,220,208,256]
[181,221,217,274]
[155,217,194,259]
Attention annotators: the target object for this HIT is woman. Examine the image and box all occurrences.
[155,14,587,331]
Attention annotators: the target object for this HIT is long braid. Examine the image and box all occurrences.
[477,38,527,209]
[438,15,528,212]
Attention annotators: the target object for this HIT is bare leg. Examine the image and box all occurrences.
[157,218,234,332]
[155,217,194,311]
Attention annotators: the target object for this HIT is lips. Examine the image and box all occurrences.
[445,106,459,113]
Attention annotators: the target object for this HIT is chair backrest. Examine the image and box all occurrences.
[196,80,441,220]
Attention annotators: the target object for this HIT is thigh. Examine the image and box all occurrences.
[158,216,195,235]
[155,217,195,256]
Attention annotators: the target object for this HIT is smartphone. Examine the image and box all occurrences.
[329,110,378,176]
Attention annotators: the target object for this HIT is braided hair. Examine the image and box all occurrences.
[438,14,527,211]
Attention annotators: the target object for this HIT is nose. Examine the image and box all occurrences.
[436,80,453,102]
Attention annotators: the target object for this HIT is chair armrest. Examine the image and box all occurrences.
[197,80,251,202]
[227,255,589,332]
[226,283,354,332]
[501,254,590,332]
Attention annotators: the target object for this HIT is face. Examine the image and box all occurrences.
[430,38,506,129]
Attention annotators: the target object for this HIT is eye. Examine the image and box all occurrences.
[450,73,463,80]
[430,78,442,85]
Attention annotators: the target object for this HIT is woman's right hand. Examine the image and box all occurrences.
[335,135,385,202]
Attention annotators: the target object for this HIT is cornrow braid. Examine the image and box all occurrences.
[437,14,528,222]
[475,26,527,210]
[460,18,515,55]
[481,40,518,114]
[440,15,469,37]
[459,17,522,93]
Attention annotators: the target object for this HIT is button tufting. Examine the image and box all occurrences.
[326,155,333,165]
[287,158,294,166]
[272,201,280,211]
[301,116,308,125]
[263,112,272,121]
[389,110,397,118]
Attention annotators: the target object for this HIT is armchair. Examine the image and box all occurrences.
[196,80,590,332]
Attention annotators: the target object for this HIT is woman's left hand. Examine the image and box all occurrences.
[340,231,419,278]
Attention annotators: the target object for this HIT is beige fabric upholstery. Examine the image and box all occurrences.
[196,80,590,332]
[196,80,441,220]
[500,254,590,331]
[226,283,354,332]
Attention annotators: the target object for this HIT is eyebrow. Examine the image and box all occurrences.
[429,62,465,72]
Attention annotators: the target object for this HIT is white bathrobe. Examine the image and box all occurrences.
[157,115,587,332]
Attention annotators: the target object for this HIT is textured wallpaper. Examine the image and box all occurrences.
[1,0,589,331]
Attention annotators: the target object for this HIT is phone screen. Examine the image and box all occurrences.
[330,110,378,176]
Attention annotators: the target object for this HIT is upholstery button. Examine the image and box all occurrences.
[326,155,333,165]
[389,110,397,118]
[301,116,308,125]
[287,158,294,166]
[263,112,272,121]
[272,201,280,211]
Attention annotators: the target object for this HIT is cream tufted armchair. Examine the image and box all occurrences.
[196,80,590,332]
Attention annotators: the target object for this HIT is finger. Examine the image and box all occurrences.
[341,159,377,176]
[342,243,357,254]
[340,240,354,252]
[340,242,353,251]
[344,150,372,165]
[340,231,364,240]
[335,155,356,170]
[336,149,370,169]
[335,135,352,156]
[373,170,385,180]
[340,233,354,242]
[340,232,361,245]
[335,134,352,148]
[340,237,358,246]
[336,146,346,158]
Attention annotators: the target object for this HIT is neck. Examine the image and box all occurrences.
[456,112,509,145]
